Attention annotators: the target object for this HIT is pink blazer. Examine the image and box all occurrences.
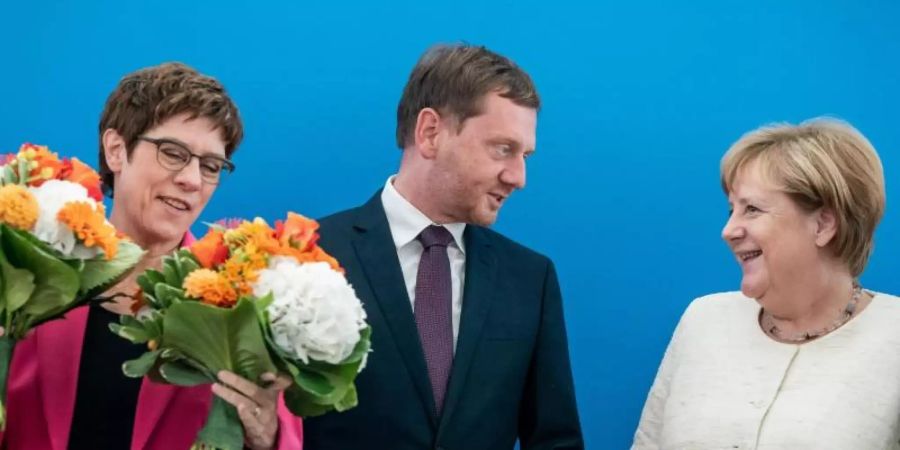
[1,234,302,450]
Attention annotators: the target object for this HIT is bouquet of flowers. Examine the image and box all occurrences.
[112,213,371,450]
[0,143,143,429]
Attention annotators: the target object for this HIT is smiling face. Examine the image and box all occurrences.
[721,161,828,307]
[427,92,537,226]
[104,113,226,249]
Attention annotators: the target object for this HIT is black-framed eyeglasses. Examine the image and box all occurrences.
[138,136,235,185]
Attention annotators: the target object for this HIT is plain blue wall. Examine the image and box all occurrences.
[3,1,899,447]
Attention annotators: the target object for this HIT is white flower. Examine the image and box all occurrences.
[253,257,368,365]
[29,180,103,259]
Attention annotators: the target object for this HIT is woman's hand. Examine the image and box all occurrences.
[212,370,292,450]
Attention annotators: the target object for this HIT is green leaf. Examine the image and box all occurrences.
[139,311,164,342]
[67,259,85,272]
[283,385,336,417]
[334,384,358,412]
[195,395,244,450]
[137,269,165,295]
[177,252,201,275]
[278,325,371,416]
[159,361,215,386]
[141,293,159,308]
[0,224,65,257]
[2,165,18,184]
[119,314,144,328]
[254,292,274,311]
[294,369,335,396]
[0,335,16,416]
[79,241,144,298]
[341,326,372,365]
[162,299,277,381]
[16,159,28,185]
[0,225,80,322]
[253,293,275,326]
[282,367,362,416]
[171,250,200,278]
[160,347,183,359]
[122,350,161,377]
[154,284,185,308]
[301,361,359,403]
[0,232,36,315]
[109,322,150,343]
[161,259,180,286]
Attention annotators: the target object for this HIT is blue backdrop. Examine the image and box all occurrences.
[2,1,899,447]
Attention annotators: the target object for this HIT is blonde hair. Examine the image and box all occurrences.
[721,118,886,277]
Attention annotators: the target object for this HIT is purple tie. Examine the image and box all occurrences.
[414,225,454,416]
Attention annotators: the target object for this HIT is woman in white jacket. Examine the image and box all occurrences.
[633,118,900,450]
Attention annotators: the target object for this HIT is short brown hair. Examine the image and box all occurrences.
[98,62,243,196]
[396,44,540,149]
[721,118,886,277]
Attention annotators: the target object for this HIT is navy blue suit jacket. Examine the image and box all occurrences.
[304,192,583,450]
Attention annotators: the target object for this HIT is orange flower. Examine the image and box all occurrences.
[63,158,103,201]
[221,245,269,297]
[0,184,39,230]
[277,245,343,273]
[130,288,148,315]
[191,229,230,269]
[225,218,280,254]
[18,144,65,187]
[183,268,238,307]
[275,212,320,252]
[57,201,120,259]
[311,246,343,272]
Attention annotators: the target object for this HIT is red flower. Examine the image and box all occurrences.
[275,212,320,252]
[62,158,104,201]
[191,229,230,269]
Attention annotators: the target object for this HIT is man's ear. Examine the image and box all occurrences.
[102,128,127,173]
[413,107,445,159]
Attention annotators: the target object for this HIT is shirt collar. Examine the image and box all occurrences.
[381,176,466,253]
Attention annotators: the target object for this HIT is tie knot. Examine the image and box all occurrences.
[418,225,454,249]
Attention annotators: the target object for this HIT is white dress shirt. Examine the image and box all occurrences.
[633,291,900,450]
[381,176,466,351]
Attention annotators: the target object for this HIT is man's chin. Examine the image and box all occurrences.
[471,210,499,227]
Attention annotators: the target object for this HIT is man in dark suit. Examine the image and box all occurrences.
[305,43,583,450]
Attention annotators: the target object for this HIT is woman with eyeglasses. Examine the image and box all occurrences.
[2,63,303,449]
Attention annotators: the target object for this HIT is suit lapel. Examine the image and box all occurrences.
[131,231,196,450]
[37,306,89,450]
[35,304,179,450]
[351,193,439,427]
[130,379,179,450]
[436,226,496,437]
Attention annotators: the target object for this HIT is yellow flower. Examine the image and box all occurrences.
[56,201,120,259]
[221,247,268,297]
[15,144,65,186]
[0,184,39,230]
[183,268,238,308]
[224,218,280,252]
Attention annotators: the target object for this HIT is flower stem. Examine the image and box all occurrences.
[0,335,16,431]
[194,393,245,450]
